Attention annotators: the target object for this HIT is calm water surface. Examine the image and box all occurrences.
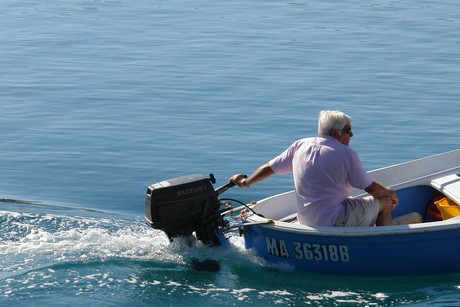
[1,0,460,305]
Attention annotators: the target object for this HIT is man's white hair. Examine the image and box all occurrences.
[317,110,352,136]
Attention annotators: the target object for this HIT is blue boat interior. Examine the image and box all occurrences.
[393,185,444,222]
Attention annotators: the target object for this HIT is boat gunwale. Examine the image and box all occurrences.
[243,215,460,237]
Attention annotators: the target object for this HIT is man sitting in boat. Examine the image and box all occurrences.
[230,110,398,227]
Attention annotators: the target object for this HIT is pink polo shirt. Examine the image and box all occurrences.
[269,136,373,226]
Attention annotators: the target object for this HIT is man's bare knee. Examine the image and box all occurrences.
[378,197,393,213]
[376,197,394,226]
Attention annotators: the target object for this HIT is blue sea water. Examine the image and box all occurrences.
[1,0,460,305]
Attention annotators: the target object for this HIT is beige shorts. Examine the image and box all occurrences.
[334,196,380,227]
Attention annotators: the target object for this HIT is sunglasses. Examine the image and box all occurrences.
[340,128,353,135]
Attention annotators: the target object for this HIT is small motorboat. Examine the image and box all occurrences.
[145,149,460,275]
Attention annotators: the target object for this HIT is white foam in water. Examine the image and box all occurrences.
[0,207,263,278]
[0,209,180,277]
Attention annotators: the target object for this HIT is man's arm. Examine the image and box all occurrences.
[365,181,398,205]
[230,163,275,188]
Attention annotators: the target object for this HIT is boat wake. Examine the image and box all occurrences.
[0,200,259,278]
[0,206,165,277]
[0,200,283,305]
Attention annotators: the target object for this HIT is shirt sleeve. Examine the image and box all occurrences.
[268,140,302,174]
[347,148,373,189]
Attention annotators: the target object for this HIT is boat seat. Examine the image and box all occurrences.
[431,174,460,204]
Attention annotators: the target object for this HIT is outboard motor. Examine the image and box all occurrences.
[145,173,232,245]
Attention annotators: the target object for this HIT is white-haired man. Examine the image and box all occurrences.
[230,110,398,227]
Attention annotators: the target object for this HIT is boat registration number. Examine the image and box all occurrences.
[265,236,350,262]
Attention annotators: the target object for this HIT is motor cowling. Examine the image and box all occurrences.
[145,173,225,245]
